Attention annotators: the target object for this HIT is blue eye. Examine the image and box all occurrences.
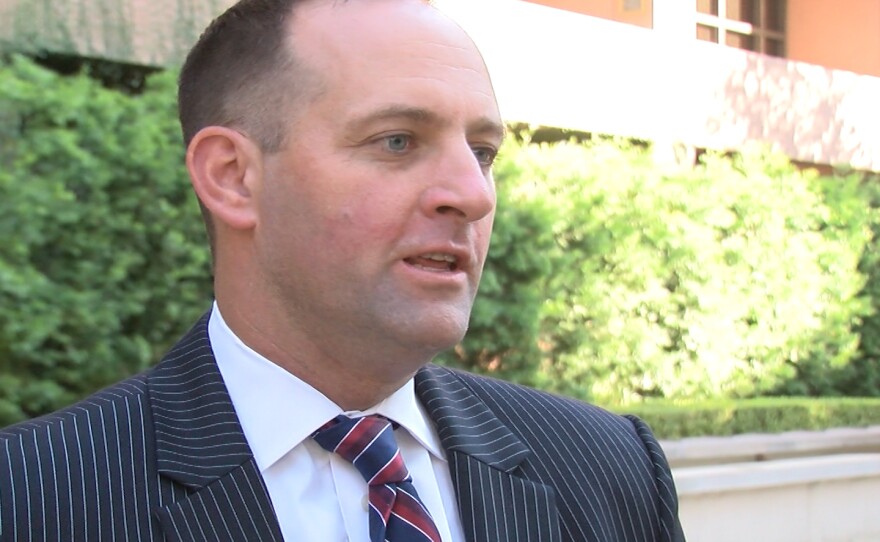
[384,134,411,152]
[472,147,498,168]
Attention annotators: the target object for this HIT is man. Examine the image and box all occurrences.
[0,0,685,540]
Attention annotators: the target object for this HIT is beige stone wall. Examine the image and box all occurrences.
[2,0,878,172]
[437,0,880,172]
[0,0,233,66]
[675,454,880,542]
[669,428,880,541]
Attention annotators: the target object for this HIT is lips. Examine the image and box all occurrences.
[404,252,459,272]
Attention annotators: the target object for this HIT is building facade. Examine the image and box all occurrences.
[1,0,878,172]
[439,0,880,173]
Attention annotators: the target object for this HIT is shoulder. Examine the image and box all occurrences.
[424,364,649,443]
[419,364,674,491]
[0,371,175,541]
[0,372,152,463]
[421,365,684,540]
[0,314,212,449]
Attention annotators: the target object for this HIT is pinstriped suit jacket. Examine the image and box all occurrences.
[1,316,685,541]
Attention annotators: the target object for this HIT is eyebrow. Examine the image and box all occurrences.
[346,104,506,143]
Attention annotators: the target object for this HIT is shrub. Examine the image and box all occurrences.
[777,173,880,397]
[617,397,880,439]
[2,55,877,427]
[447,138,872,404]
[0,56,212,425]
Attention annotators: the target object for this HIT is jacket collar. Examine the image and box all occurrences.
[415,364,531,471]
[416,364,562,542]
[148,317,531,486]
[147,315,285,541]
[147,314,254,489]
[147,318,559,541]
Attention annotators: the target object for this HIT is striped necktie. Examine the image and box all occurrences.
[312,414,443,542]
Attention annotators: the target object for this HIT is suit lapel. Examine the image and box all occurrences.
[145,318,560,541]
[416,365,561,542]
[147,315,284,542]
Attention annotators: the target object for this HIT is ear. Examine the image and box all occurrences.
[186,126,262,231]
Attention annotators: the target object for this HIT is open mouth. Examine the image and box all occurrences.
[403,252,459,272]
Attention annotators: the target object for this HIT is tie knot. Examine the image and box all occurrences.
[312,414,411,486]
[312,414,443,542]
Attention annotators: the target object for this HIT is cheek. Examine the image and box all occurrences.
[325,187,415,241]
[264,158,416,256]
[314,205,405,257]
[477,214,496,250]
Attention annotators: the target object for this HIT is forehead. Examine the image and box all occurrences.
[288,0,501,127]
[291,0,476,58]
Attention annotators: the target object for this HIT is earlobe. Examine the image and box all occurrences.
[186,126,262,231]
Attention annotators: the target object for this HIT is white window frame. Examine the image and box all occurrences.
[696,0,785,56]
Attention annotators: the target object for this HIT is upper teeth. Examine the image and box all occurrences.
[422,253,456,262]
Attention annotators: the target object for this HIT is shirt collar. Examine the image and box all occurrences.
[208,302,445,472]
[351,378,445,463]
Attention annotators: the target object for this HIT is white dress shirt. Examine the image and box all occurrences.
[209,304,465,542]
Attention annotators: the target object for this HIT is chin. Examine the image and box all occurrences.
[377,303,473,354]
[402,318,470,355]
[422,331,468,355]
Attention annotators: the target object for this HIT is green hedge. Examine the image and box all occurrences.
[778,177,880,397]
[615,397,880,439]
[0,56,212,425]
[443,137,877,403]
[2,55,880,428]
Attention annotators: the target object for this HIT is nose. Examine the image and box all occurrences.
[420,140,496,223]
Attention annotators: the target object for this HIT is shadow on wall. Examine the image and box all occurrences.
[706,51,878,171]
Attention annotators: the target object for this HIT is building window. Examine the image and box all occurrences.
[696,0,785,57]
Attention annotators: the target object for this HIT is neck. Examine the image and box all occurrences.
[214,297,428,411]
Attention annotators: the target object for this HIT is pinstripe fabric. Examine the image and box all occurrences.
[1,314,683,542]
[416,364,686,542]
[154,459,281,542]
[0,374,176,542]
[0,316,283,542]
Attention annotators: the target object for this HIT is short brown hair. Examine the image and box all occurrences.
[179,0,323,252]
[178,0,317,153]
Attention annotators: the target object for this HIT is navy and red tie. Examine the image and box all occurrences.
[312,414,443,542]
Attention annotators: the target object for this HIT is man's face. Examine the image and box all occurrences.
[253,0,503,363]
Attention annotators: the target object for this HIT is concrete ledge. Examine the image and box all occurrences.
[675,454,880,542]
[661,425,880,468]
[674,453,880,495]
